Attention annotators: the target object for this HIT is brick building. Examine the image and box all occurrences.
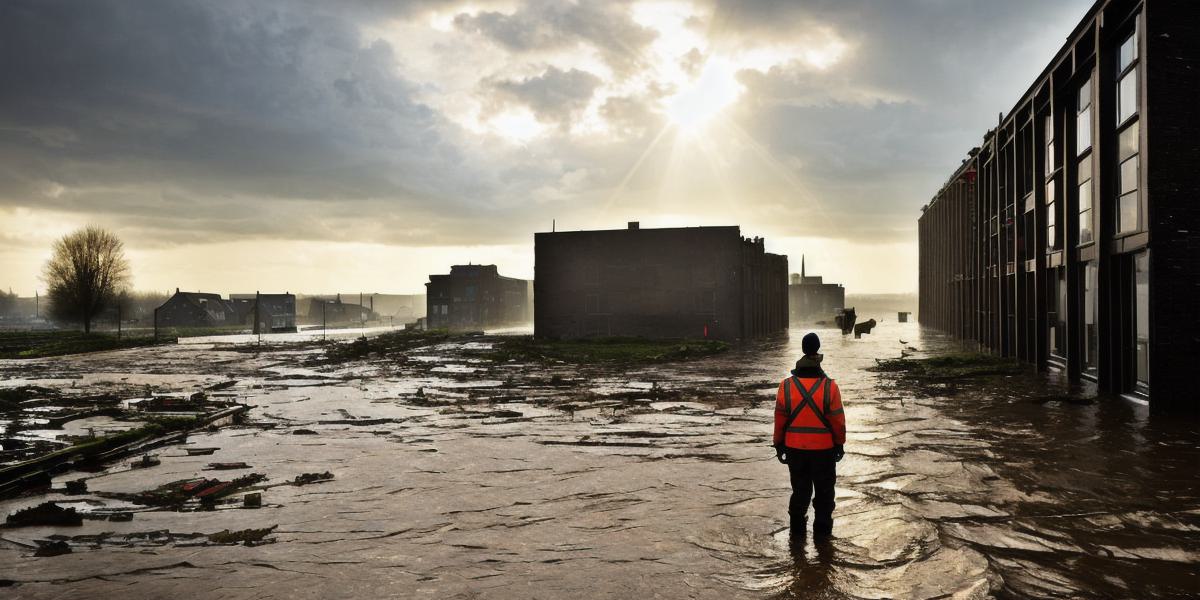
[788,256,846,323]
[154,289,235,329]
[534,223,788,341]
[425,265,532,331]
[918,0,1199,412]
[229,293,297,333]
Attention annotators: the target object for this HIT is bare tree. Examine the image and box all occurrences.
[43,226,131,333]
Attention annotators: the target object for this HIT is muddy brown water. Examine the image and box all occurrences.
[1,323,1197,599]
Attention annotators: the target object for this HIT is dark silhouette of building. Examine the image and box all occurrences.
[425,265,532,331]
[534,223,788,341]
[303,294,375,326]
[230,293,297,333]
[155,289,235,329]
[918,0,1199,412]
[368,294,426,323]
[788,256,845,323]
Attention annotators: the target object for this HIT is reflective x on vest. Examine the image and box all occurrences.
[783,376,834,439]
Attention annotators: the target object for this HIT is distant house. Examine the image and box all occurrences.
[303,294,375,326]
[229,293,297,333]
[367,294,426,323]
[426,265,532,331]
[155,289,236,329]
[788,256,845,323]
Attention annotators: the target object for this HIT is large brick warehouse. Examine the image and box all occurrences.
[918,0,1199,412]
[534,223,788,342]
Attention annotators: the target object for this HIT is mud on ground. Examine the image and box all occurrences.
[1,325,1198,599]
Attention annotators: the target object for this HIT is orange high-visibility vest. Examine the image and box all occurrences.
[773,376,846,450]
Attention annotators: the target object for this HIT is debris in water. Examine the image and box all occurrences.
[293,471,334,486]
[131,454,160,468]
[34,540,72,557]
[6,502,84,527]
[208,525,277,545]
[206,462,251,470]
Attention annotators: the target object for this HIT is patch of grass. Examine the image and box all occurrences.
[0,385,58,411]
[320,329,453,363]
[0,330,175,359]
[869,352,1024,380]
[208,525,276,545]
[143,415,202,432]
[477,336,730,365]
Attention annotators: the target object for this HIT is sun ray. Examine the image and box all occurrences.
[602,120,674,211]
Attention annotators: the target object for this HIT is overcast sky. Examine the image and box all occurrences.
[0,0,1094,296]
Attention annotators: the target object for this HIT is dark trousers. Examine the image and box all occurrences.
[785,448,836,535]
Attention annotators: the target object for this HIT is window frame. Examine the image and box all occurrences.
[1114,24,1143,237]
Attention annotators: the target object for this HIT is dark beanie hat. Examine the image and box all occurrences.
[802,332,820,356]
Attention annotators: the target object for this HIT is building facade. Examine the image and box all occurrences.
[230,293,297,333]
[425,265,532,331]
[919,0,1199,412]
[155,290,235,329]
[788,256,846,323]
[302,295,375,326]
[534,223,788,341]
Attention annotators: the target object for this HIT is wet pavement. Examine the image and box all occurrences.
[1,323,1198,599]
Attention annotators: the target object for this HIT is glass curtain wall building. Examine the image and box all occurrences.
[918,0,1199,412]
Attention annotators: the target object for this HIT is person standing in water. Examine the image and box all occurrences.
[773,332,846,539]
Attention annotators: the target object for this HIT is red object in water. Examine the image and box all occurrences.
[181,479,216,494]
[194,481,234,499]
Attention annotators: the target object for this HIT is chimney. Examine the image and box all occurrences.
[175,287,179,294]
[628,221,639,230]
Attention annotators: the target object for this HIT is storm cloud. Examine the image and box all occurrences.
[0,0,1094,293]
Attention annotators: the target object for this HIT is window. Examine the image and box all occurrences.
[1076,79,1092,154]
[1050,268,1067,358]
[1044,115,1056,175]
[1134,252,1149,389]
[1083,262,1098,374]
[585,294,603,315]
[1116,28,1141,235]
[1046,184,1058,249]
[1078,156,1094,244]
[1117,29,1139,125]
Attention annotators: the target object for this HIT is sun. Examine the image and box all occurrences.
[663,59,743,133]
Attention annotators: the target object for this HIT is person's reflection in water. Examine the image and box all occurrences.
[771,535,838,600]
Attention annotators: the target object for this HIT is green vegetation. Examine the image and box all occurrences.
[870,352,1026,398]
[0,385,58,410]
[321,329,453,363]
[869,352,1024,380]
[477,336,730,364]
[208,525,276,545]
[0,330,173,359]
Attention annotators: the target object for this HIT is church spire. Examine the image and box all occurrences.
[801,254,806,279]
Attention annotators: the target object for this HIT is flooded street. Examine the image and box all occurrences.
[1,322,1198,599]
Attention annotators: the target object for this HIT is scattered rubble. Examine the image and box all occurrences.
[205,462,250,470]
[5,502,83,527]
[33,540,72,557]
[293,471,334,486]
[207,525,276,546]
